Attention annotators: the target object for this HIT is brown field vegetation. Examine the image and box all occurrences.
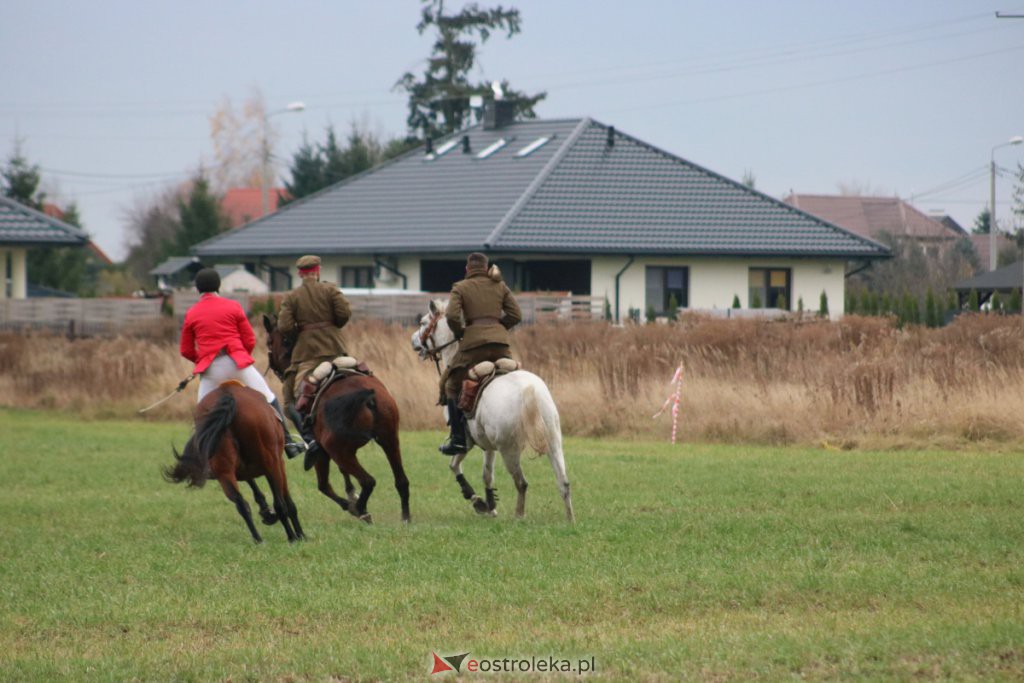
[3,313,1024,448]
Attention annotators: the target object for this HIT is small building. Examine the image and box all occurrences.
[953,260,1024,306]
[195,109,889,319]
[0,195,88,300]
[150,256,203,290]
[215,264,269,294]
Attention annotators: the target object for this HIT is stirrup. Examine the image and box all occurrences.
[283,436,306,459]
[304,441,324,471]
[439,438,467,456]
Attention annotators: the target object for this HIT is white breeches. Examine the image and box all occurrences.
[198,354,276,404]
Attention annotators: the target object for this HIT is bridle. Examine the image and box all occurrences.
[418,311,458,376]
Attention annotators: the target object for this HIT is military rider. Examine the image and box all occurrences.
[277,254,352,469]
[180,267,306,458]
[440,252,523,455]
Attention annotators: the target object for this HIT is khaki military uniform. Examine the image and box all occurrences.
[278,278,351,406]
[443,266,523,400]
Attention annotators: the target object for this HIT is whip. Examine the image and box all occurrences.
[138,374,195,414]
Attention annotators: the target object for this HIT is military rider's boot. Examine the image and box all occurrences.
[270,398,306,459]
[287,403,324,472]
[439,399,468,456]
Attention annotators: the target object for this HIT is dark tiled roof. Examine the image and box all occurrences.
[953,261,1024,291]
[0,196,89,246]
[150,255,202,276]
[196,118,889,260]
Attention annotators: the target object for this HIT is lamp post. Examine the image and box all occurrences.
[989,135,1023,270]
[261,101,305,216]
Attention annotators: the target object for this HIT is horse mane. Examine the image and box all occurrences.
[163,392,238,488]
[323,388,377,442]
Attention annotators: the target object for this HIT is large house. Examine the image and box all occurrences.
[195,107,889,320]
[0,196,88,299]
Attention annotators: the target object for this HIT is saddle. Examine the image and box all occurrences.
[458,358,520,419]
[295,356,373,420]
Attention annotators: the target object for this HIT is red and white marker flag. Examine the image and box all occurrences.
[653,364,684,444]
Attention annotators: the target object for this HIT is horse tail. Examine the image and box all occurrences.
[163,391,238,488]
[323,388,377,442]
[520,383,550,456]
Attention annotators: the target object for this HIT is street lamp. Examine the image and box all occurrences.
[989,135,1023,270]
[261,101,306,216]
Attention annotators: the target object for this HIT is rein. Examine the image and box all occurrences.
[419,312,458,376]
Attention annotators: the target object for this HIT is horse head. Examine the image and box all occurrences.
[262,313,294,380]
[411,298,456,362]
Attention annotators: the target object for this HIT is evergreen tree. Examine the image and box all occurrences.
[990,291,1003,313]
[818,290,829,318]
[946,290,958,315]
[972,207,991,234]
[2,145,44,208]
[396,0,545,138]
[175,173,227,255]
[797,296,804,315]
[775,292,788,310]
[1009,288,1022,314]
[751,290,762,308]
[924,288,939,327]
[666,293,679,320]
[731,294,741,308]
[968,289,979,312]
[845,290,856,315]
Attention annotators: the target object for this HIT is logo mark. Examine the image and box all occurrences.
[431,651,470,674]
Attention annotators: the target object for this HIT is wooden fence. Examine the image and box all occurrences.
[174,291,606,325]
[0,298,165,335]
[0,291,606,337]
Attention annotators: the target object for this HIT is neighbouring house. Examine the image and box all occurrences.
[783,194,964,260]
[194,107,890,320]
[150,255,204,290]
[222,188,288,228]
[952,260,1024,307]
[0,196,88,299]
[215,264,269,294]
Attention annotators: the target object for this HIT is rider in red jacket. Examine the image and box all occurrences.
[180,268,305,459]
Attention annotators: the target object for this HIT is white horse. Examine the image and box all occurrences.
[412,299,575,522]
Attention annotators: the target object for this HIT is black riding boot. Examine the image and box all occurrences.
[285,403,324,471]
[270,398,306,459]
[439,399,468,456]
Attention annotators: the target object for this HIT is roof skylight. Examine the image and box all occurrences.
[515,136,551,157]
[476,138,507,159]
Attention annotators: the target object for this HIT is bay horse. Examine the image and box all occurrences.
[262,314,410,525]
[164,381,305,543]
[412,299,574,522]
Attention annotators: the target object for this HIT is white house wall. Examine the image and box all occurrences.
[592,255,847,321]
[0,247,28,299]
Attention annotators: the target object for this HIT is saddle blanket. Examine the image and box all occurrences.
[459,358,520,418]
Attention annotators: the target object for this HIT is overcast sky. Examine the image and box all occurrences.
[2,0,1023,260]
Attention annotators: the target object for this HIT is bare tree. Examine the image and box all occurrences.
[208,89,272,193]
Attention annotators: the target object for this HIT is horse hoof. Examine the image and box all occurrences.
[260,514,279,526]
[359,513,373,525]
[253,536,264,544]
[471,496,489,514]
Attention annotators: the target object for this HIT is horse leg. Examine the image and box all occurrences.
[263,470,299,542]
[343,473,358,512]
[451,450,487,514]
[219,477,262,544]
[314,456,351,512]
[546,436,575,523]
[500,447,529,519]
[377,431,411,524]
[482,450,498,517]
[331,449,376,524]
[246,479,278,525]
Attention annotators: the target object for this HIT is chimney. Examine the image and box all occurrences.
[483,100,516,130]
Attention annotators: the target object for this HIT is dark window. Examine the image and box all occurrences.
[421,260,467,292]
[645,266,689,314]
[521,260,591,294]
[340,266,374,289]
[748,268,791,309]
[269,268,291,292]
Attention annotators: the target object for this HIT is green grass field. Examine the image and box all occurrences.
[1,409,1023,681]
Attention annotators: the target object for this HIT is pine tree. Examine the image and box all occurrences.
[818,290,829,318]
[175,173,227,255]
[751,290,762,308]
[666,293,679,320]
[775,292,788,310]
[991,291,1003,313]
[845,290,856,314]
[968,289,979,312]
[925,288,939,327]
[1010,289,1023,314]
[732,294,741,309]
[396,0,546,138]
[797,296,804,315]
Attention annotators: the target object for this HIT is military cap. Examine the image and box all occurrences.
[296,255,321,270]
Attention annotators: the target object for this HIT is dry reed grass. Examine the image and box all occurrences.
[3,313,1024,449]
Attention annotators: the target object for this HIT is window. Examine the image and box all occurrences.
[748,268,791,309]
[340,266,374,289]
[645,266,689,315]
